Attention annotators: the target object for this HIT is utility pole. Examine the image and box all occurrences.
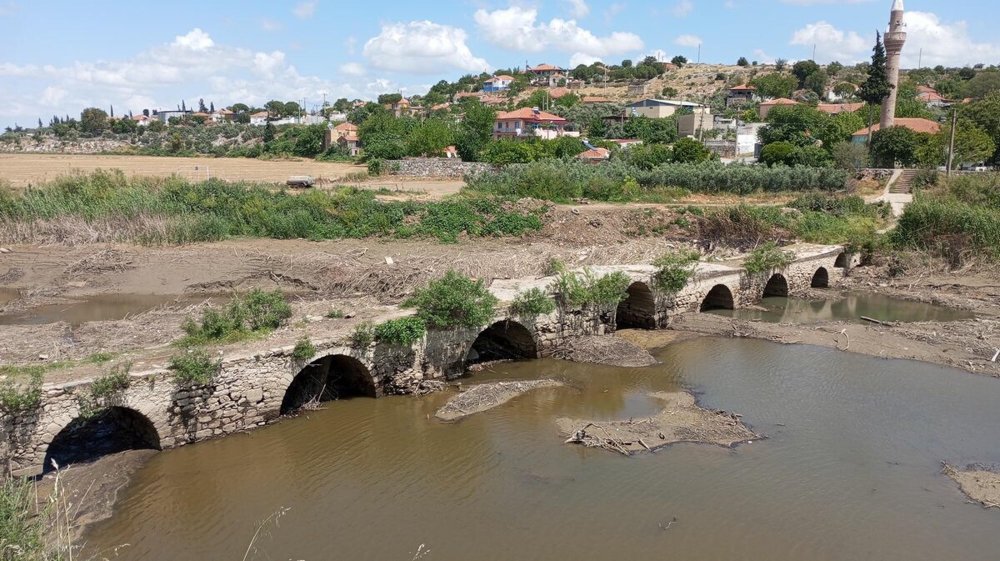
[918,48,923,69]
[697,44,701,64]
[946,106,958,177]
[812,44,817,61]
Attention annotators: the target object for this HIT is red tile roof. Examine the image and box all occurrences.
[730,84,756,92]
[577,147,610,160]
[852,118,941,137]
[496,108,567,123]
[817,102,864,114]
[334,122,358,132]
[529,63,563,72]
[547,87,571,99]
[582,96,613,104]
[760,97,798,107]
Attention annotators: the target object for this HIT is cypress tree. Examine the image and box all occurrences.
[857,32,894,142]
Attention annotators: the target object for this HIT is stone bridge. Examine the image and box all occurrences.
[4,244,850,475]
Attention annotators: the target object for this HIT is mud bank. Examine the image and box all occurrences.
[944,464,1000,509]
[551,335,658,367]
[435,380,563,421]
[670,313,1000,377]
[557,391,758,455]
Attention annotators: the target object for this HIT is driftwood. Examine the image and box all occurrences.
[860,315,893,327]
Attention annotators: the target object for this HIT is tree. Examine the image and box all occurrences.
[210,101,215,113]
[919,118,996,169]
[181,100,186,111]
[750,73,798,99]
[283,101,302,117]
[759,141,797,167]
[775,58,788,71]
[231,103,250,113]
[79,107,109,136]
[857,32,894,143]
[804,69,829,97]
[358,110,413,160]
[671,138,711,163]
[198,98,207,113]
[827,61,844,76]
[759,105,830,147]
[377,93,403,105]
[737,57,749,67]
[792,60,820,88]
[869,126,926,167]
[964,70,1000,99]
[962,92,1000,163]
[263,122,276,144]
[333,98,351,112]
[407,118,455,157]
[265,100,285,118]
[455,100,496,161]
[671,55,688,67]
[831,141,869,172]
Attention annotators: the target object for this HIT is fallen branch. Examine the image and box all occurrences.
[860,315,893,327]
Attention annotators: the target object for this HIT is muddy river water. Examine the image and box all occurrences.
[711,291,975,323]
[82,337,1000,561]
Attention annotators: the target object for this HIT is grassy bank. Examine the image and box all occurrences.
[464,160,850,202]
[894,173,1000,262]
[0,170,544,245]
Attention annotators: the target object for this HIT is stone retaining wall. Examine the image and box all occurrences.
[388,158,492,178]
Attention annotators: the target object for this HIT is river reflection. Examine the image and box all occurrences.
[85,338,1000,561]
[710,291,974,324]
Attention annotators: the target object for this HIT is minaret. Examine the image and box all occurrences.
[880,0,906,129]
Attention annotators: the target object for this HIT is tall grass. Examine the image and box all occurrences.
[0,170,544,245]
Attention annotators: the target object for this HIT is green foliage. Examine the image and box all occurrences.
[962,92,1000,164]
[169,349,220,386]
[456,100,497,162]
[551,269,631,310]
[0,173,544,245]
[403,270,498,329]
[78,363,131,418]
[857,33,894,106]
[894,174,1000,260]
[0,373,42,415]
[350,322,376,348]
[326,309,345,319]
[0,477,49,560]
[870,126,930,168]
[831,141,869,172]
[744,242,795,274]
[406,117,455,157]
[181,289,292,345]
[750,73,798,99]
[671,138,712,164]
[792,60,820,88]
[291,337,317,362]
[652,250,701,294]
[80,107,109,136]
[374,316,427,346]
[509,288,557,317]
[464,160,848,202]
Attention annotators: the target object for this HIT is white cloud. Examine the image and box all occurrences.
[790,21,867,62]
[569,53,602,67]
[674,34,702,48]
[473,6,643,63]
[260,18,283,32]
[172,28,214,51]
[363,21,489,74]
[40,86,65,106]
[564,0,589,18]
[340,62,366,76]
[672,0,693,17]
[293,1,317,19]
[902,11,1000,67]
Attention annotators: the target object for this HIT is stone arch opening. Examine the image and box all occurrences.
[762,273,789,297]
[700,284,735,312]
[834,253,849,268]
[43,407,160,473]
[811,267,830,288]
[467,320,538,365]
[615,282,656,329]
[281,355,374,415]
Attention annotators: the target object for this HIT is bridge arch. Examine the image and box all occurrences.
[834,253,849,268]
[281,354,375,415]
[467,320,538,365]
[763,273,789,297]
[43,406,160,473]
[616,282,656,329]
[700,284,735,312]
[811,267,830,288]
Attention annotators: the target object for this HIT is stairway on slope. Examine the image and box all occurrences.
[889,169,919,194]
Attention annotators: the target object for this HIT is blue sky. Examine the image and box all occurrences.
[2,0,998,127]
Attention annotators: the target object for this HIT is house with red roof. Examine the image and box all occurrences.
[727,84,757,107]
[916,85,948,108]
[494,107,571,139]
[851,117,941,143]
[758,98,799,119]
[483,74,516,93]
[816,102,864,115]
[577,147,610,162]
[527,63,566,87]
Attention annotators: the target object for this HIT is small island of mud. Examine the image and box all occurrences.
[944,464,1000,509]
[551,335,658,367]
[435,380,563,421]
[557,391,758,455]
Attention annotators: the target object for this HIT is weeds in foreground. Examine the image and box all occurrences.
[180,289,292,346]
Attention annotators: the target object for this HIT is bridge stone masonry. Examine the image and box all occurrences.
[3,244,850,475]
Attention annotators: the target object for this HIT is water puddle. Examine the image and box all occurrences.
[0,287,19,308]
[711,291,973,324]
[0,293,213,327]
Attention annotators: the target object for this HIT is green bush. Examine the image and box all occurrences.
[291,337,317,362]
[404,271,498,329]
[743,242,795,274]
[169,349,220,386]
[367,158,384,176]
[509,288,556,317]
[350,322,376,348]
[0,373,42,414]
[652,250,701,293]
[326,309,345,319]
[0,477,47,560]
[551,269,631,310]
[78,363,131,418]
[181,289,292,345]
[374,316,427,346]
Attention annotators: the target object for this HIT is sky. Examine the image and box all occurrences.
[2,0,998,128]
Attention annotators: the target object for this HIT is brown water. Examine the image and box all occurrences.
[0,294,211,326]
[82,338,1000,561]
[711,291,974,324]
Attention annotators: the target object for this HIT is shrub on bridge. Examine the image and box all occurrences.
[350,322,376,348]
[652,250,701,294]
[181,289,292,345]
[404,271,499,330]
[0,373,42,415]
[509,288,556,318]
[551,269,631,311]
[743,242,795,275]
[374,316,427,346]
[291,337,317,362]
[169,349,220,386]
[78,363,131,419]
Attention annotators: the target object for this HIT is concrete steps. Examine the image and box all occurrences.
[889,169,919,194]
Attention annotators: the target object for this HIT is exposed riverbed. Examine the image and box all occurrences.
[80,337,1000,561]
